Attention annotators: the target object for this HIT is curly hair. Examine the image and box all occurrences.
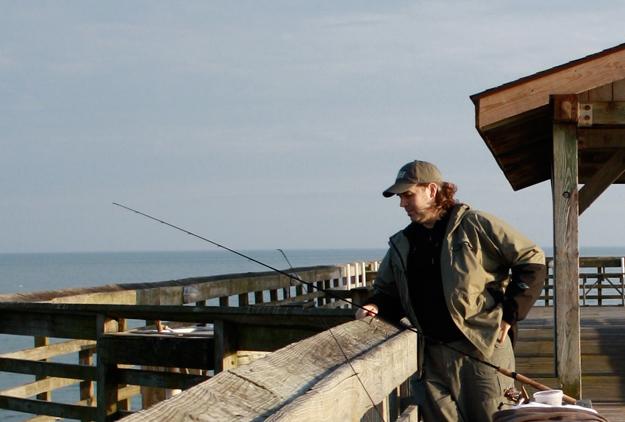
[426,182,458,215]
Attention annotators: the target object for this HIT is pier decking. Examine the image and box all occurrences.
[518,306,625,421]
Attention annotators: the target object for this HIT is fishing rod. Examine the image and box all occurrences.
[113,202,577,405]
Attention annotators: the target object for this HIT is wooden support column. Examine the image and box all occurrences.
[96,315,119,422]
[551,94,582,399]
[79,347,95,411]
[214,320,237,373]
[34,336,50,402]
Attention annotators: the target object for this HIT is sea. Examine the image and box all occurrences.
[1,246,624,421]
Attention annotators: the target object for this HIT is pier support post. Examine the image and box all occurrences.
[551,94,582,399]
[96,315,120,422]
[214,320,238,373]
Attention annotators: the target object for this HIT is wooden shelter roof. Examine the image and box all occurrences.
[471,43,625,190]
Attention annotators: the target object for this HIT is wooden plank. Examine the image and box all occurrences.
[236,324,321,351]
[0,265,342,303]
[0,377,79,398]
[119,319,410,422]
[50,290,137,305]
[0,310,97,339]
[614,79,625,100]
[588,83,614,101]
[475,46,625,129]
[0,395,97,420]
[265,324,416,421]
[397,405,418,422]
[116,367,208,389]
[0,358,96,380]
[0,303,354,328]
[26,415,60,422]
[579,148,625,214]
[0,339,95,360]
[98,333,214,369]
[551,110,582,399]
[579,101,625,125]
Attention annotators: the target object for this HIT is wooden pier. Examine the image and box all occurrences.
[0,257,624,421]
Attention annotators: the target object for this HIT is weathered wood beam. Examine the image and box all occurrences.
[0,339,95,360]
[0,358,96,380]
[98,333,214,369]
[0,303,354,329]
[0,310,97,339]
[0,377,79,398]
[579,148,625,215]
[578,128,625,149]
[0,395,97,421]
[115,368,207,389]
[551,95,582,399]
[119,319,412,422]
[474,46,625,129]
[0,265,341,304]
[578,101,625,126]
[266,325,416,421]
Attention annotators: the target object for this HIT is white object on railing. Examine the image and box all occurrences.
[533,390,563,406]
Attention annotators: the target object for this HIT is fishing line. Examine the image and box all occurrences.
[276,249,384,420]
[112,202,577,404]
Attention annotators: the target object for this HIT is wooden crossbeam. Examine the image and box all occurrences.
[579,148,625,215]
[0,396,97,421]
[0,339,95,361]
[579,101,625,126]
[0,377,79,399]
[578,128,625,149]
[0,358,96,380]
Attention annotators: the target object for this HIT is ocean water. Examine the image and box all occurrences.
[0,248,385,421]
[1,246,624,421]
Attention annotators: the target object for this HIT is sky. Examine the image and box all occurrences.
[1,0,625,253]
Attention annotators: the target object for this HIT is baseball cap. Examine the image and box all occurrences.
[382,160,443,197]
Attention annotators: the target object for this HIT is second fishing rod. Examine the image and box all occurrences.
[113,202,577,405]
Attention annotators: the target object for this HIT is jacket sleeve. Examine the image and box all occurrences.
[367,249,405,323]
[502,263,547,324]
[473,211,547,324]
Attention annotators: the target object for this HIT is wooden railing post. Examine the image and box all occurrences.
[96,314,119,422]
[214,320,237,373]
[79,347,95,411]
[34,336,50,402]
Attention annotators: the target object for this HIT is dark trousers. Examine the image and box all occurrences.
[415,336,514,422]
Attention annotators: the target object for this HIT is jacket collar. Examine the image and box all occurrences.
[389,203,470,245]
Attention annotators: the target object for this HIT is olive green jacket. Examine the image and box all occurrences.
[373,204,545,358]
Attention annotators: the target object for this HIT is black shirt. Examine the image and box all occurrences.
[403,212,465,343]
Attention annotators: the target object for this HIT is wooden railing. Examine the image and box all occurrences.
[0,261,378,422]
[1,256,622,421]
[119,318,418,422]
[541,257,625,306]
